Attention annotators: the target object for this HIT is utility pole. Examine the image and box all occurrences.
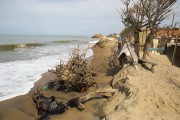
[171,13,175,28]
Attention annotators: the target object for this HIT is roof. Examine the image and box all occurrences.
[157,29,180,37]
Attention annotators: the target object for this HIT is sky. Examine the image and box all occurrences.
[0,0,179,36]
[161,0,180,28]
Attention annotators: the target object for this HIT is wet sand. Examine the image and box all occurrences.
[0,39,117,120]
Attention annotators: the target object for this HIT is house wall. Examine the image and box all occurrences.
[139,29,180,51]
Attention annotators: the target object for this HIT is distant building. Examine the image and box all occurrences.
[139,28,180,50]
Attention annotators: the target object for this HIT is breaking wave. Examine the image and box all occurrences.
[0,43,45,51]
[52,40,79,43]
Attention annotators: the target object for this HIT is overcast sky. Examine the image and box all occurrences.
[0,0,179,36]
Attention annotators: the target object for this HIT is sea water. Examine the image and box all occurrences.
[0,34,99,101]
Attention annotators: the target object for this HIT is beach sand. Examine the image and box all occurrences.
[0,39,117,120]
[103,51,180,120]
[0,39,180,120]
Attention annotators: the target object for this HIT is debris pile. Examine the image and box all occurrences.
[32,88,117,120]
[48,46,97,92]
[32,91,68,120]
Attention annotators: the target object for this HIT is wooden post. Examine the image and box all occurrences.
[141,30,144,51]
[172,37,178,66]
[151,65,155,73]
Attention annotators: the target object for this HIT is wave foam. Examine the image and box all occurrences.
[0,46,94,101]
[89,40,99,44]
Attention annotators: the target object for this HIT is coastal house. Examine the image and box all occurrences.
[139,28,180,66]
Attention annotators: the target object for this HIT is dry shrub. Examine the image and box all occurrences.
[108,47,119,68]
[48,46,97,92]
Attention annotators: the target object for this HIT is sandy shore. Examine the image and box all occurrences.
[0,38,180,120]
[0,39,117,120]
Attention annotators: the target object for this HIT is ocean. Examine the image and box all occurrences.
[0,34,99,101]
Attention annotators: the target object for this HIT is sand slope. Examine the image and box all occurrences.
[106,54,180,120]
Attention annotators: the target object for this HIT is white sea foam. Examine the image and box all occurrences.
[89,40,99,44]
[0,45,94,101]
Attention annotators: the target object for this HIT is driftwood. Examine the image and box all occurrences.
[32,88,117,119]
[69,88,118,110]
[48,46,97,92]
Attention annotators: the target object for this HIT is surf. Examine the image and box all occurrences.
[0,43,45,51]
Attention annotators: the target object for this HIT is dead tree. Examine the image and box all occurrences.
[121,0,147,57]
[49,46,97,92]
[142,0,176,59]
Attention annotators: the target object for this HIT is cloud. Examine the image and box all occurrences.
[0,0,179,35]
[0,0,123,35]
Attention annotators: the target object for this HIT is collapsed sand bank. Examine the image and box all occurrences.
[104,54,180,120]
